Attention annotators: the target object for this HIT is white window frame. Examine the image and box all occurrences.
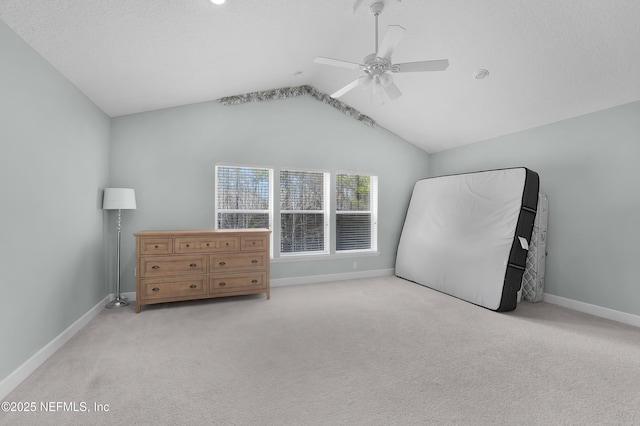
[335,174,378,253]
[215,164,378,261]
[279,168,330,257]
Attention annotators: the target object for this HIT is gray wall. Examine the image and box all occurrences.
[429,101,640,316]
[110,96,431,292]
[0,21,111,381]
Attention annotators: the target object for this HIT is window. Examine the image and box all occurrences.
[280,170,329,255]
[336,174,378,252]
[215,165,272,230]
[215,164,377,258]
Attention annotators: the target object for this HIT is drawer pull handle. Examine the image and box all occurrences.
[252,242,256,245]
[219,282,226,287]
[189,284,197,289]
[251,259,258,264]
[152,265,160,270]
[206,243,210,247]
[186,244,190,247]
[154,245,159,248]
[219,261,226,266]
[189,263,197,268]
[252,280,258,284]
[152,287,160,292]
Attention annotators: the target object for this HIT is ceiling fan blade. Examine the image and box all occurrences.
[377,25,405,59]
[331,77,365,98]
[314,57,364,71]
[393,59,450,73]
[383,81,402,100]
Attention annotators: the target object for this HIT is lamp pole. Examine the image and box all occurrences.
[103,188,136,309]
[106,208,128,309]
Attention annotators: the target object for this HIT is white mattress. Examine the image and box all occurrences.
[395,168,539,311]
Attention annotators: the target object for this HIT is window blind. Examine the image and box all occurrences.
[336,174,377,252]
[280,170,327,254]
[216,166,271,229]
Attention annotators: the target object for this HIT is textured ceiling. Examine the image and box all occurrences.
[1,0,639,153]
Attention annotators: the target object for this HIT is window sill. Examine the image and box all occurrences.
[271,251,380,263]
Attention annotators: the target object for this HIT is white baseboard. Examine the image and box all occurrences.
[121,291,136,301]
[543,293,640,328]
[0,295,110,401]
[271,268,394,287]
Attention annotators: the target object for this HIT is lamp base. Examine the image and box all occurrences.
[106,295,129,309]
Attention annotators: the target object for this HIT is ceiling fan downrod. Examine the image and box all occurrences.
[371,2,385,55]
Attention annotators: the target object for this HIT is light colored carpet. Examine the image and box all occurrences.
[2,276,640,425]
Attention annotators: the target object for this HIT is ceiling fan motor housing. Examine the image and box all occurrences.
[363,53,392,76]
[370,2,385,15]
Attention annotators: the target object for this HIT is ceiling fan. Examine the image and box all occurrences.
[314,1,449,100]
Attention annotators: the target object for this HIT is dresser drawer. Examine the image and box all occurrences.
[139,238,173,255]
[211,252,266,272]
[174,237,239,253]
[210,272,267,293]
[142,277,207,299]
[241,235,268,251]
[139,255,207,277]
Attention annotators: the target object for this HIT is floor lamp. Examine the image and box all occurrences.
[103,188,137,309]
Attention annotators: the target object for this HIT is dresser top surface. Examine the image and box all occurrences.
[134,229,271,237]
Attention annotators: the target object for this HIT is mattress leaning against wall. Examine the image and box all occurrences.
[395,167,539,312]
[521,193,548,302]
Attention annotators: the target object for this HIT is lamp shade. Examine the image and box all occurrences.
[103,188,137,210]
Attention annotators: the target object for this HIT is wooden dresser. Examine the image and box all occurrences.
[134,229,270,313]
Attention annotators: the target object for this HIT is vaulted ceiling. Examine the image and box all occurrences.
[2,0,639,153]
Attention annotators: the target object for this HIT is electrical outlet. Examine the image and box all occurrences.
[353,262,358,269]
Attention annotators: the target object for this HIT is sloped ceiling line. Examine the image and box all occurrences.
[217,85,376,127]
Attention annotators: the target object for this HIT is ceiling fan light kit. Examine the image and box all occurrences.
[314,1,449,101]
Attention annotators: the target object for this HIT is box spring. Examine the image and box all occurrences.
[521,193,548,302]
